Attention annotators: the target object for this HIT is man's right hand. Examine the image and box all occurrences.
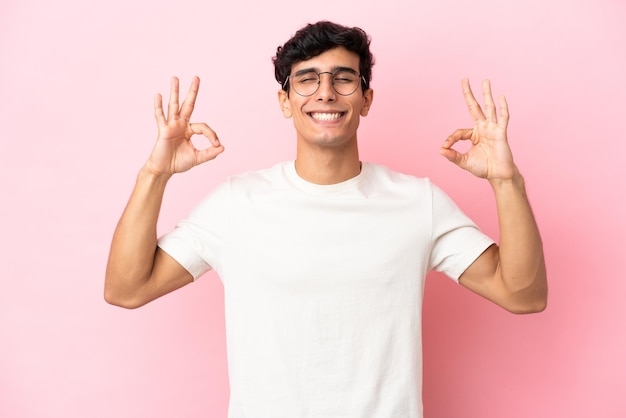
[146,76,224,176]
[104,76,223,308]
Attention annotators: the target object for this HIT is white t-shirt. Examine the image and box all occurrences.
[158,161,494,418]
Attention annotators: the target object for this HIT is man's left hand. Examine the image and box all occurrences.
[440,79,517,182]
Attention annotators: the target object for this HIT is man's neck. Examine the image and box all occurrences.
[294,142,361,185]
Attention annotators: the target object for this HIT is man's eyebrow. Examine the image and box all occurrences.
[293,66,359,76]
[293,67,318,76]
[331,66,359,74]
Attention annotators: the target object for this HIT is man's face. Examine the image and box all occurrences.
[278,47,374,150]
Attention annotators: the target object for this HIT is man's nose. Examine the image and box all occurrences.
[315,72,336,101]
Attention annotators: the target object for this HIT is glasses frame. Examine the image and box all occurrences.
[283,68,367,97]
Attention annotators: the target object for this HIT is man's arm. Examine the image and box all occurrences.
[104,76,224,309]
[440,79,547,314]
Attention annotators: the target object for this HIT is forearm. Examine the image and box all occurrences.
[490,170,547,306]
[104,166,172,304]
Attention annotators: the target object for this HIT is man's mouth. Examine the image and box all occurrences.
[309,112,343,121]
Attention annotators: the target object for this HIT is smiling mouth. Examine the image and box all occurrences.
[309,112,344,121]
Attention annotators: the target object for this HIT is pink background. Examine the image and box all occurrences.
[1,0,625,417]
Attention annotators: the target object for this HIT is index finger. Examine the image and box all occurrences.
[167,76,180,121]
[179,76,200,121]
[462,78,486,122]
[482,79,497,123]
[154,93,166,127]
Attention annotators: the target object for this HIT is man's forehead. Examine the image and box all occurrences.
[291,47,360,73]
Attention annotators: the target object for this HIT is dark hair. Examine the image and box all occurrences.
[273,21,375,94]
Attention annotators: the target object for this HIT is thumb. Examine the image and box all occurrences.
[439,147,466,168]
[195,144,225,165]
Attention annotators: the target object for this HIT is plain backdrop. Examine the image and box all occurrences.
[1,0,625,417]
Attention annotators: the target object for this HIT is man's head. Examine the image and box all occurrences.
[273,21,375,94]
[274,22,375,154]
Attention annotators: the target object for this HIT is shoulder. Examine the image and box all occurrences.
[228,161,290,189]
[363,163,465,214]
[363,162,435,193]
[189,162,289,213]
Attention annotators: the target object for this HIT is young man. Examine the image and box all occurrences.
[105,21,547,417]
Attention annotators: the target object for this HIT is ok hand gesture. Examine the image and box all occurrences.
[146,76,224,176]
[440,79,517,181]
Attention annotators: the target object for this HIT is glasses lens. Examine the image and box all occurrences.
[332,70,360,96]
[292,71,320,96]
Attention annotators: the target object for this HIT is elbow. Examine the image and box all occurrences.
[532,294,548,313]
[104,263,154,309]
[104,290,142,309]
[506,285,548,315]
[103,280,146,310]
[507,297,547,315]
[504,269,548,314]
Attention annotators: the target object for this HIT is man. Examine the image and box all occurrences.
[105,21,547,417]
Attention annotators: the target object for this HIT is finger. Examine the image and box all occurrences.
[191,122,224,165]
[154,93,166,127]
[180,76,200,121]
[462,78,485,122]
[167,76,180,121]
[482,79,497,123]
[190,123,221,147]
[196,144,225,165]
[439,146,466,169]
[498,94,509,129]
[441,128,473,149]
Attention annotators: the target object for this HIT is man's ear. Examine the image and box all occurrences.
[277,90,292,118]
[360,88,374,117]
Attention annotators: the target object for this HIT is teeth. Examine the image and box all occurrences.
[311,112,341,121]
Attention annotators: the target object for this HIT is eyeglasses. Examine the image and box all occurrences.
[283,68,366,97]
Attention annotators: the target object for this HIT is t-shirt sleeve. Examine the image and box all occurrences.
[428,182,495,282]
[157,180,232,280]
